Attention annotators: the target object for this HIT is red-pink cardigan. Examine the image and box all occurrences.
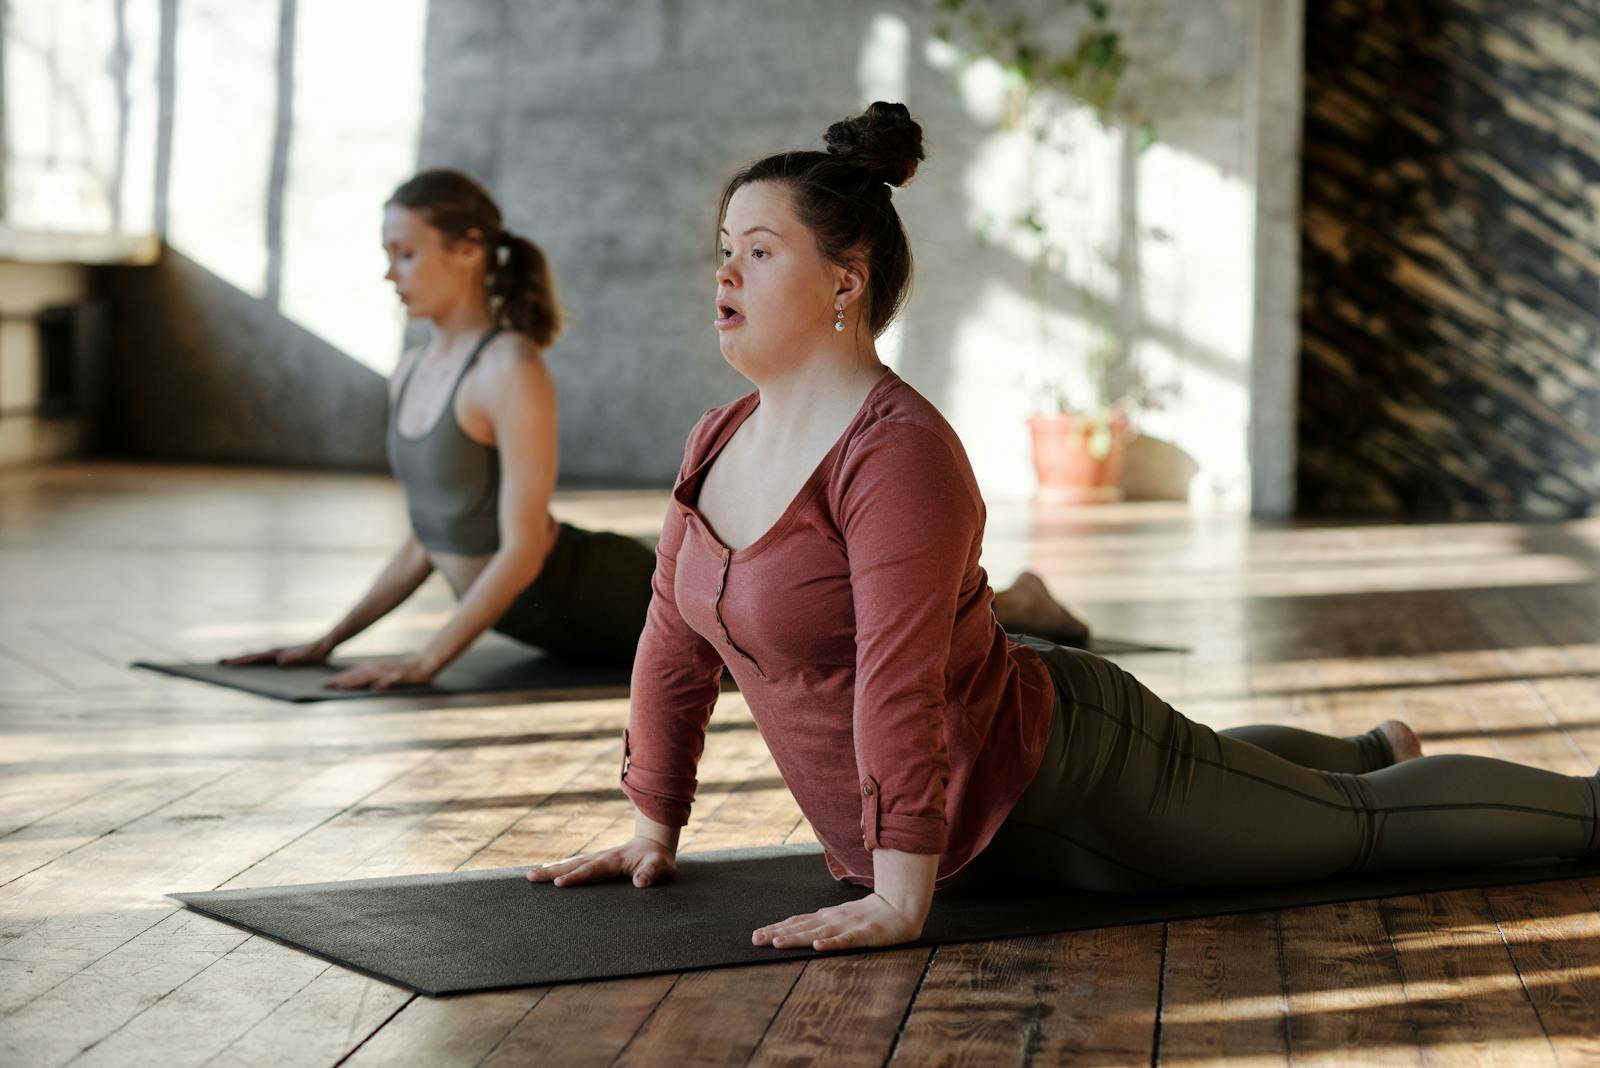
[620,369,1055,887]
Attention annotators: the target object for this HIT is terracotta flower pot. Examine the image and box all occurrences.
[1028,408,1129,504]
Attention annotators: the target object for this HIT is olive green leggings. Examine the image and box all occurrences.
[491,523,655,668]
[978,639,1600,892]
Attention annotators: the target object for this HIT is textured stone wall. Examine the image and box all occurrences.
[1299,0,1600,518]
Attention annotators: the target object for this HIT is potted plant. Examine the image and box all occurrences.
[1029,325,1130,503]
[934,0,1165,503]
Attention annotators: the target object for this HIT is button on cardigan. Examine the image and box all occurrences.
[620,370,1056,887]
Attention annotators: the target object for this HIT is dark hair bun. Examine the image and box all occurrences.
[824,101,925,187]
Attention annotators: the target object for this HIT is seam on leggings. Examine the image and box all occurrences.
[1074,699,1596,824]
[1372,802,1593,821]
[1006,816,1195,891]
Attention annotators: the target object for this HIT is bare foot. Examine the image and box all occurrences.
[993,571,1091,645]
[1378,719,1423,764]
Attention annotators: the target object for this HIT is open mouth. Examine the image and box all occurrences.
[715,304,745,328]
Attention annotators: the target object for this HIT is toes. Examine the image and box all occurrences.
[1379,719,1423,763]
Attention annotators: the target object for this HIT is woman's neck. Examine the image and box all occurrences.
[750,348,887,440]
[427,294,497,354]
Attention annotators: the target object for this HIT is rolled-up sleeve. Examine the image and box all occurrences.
[620,426,726,828]
[836,421,979,856]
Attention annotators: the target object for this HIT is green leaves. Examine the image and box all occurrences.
[930,0,1135,124]
[1088,416,1114,461]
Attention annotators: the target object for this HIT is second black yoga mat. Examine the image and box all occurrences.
[133,643,639,702]
[171,844,1600,996]
[134,636,1181,702]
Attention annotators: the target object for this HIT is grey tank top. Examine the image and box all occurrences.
[386,327,503,555]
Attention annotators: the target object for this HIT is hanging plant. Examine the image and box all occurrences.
[932,0,1134,123]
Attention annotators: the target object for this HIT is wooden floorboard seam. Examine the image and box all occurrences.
[1483,888,1564,1065]
[0,643,73,689]
[330,992,420,1068]
[607,973,684,1065]
[879,940,940,1066]
[30,623,131,672]
[58,931,281,1066]
[0,764,241,891]
[465,991,548,1068]
[1149,920,1169,1068]
[1375,894,1429,1058]
[739,961,809,1067]
[0,777,126,842]
[444,742,618,869]
[1272,907,1293,1060]
[173,961,338,1068]
[209,752,443,891]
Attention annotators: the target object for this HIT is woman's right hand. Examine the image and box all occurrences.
[221,639,333,667]
[527,836,677,889]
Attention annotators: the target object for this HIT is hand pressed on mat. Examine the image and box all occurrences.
[221,639,332,668]
[752,891,924,952]
[530,816,681,889]
[755,847,937,952]
[322,657,437,691]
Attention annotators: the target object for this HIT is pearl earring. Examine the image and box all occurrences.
[834,306,845,332]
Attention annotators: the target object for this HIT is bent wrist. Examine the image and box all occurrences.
[870,848,938,924]
[412,650,446,677]
[633,814,681,853]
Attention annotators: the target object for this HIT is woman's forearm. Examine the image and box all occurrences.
[413,535,552,674]
[323,538,435,648]
[871,849,938,929]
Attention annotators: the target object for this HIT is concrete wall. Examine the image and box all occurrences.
[414,0,1277,507]
[10,0,1297,512]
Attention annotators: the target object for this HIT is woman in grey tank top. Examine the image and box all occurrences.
[223,171,660,688]
[224,170,1091,688]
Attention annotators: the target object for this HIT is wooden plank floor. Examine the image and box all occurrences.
[4,462,1600,1066]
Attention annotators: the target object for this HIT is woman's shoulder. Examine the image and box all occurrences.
[471,329,555,391]
[477,327,548,369]
[852,371,965,457]
[833,373,979,503]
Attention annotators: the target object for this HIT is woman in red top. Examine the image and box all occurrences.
[531,104,1600,951]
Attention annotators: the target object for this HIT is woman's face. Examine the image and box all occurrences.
[382,204,482,321]
[715,181,848,378]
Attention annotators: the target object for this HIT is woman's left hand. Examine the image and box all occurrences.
[752,893,924,952]
[322,658,436,691]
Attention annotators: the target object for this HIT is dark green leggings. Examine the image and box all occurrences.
[978,639,1600,892]
[491,523,655,668]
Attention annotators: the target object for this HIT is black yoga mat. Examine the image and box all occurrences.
[133,636,1179,702]
[170,843,1600,996]
[1082,636,1186,656]
[132,642,637,702]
